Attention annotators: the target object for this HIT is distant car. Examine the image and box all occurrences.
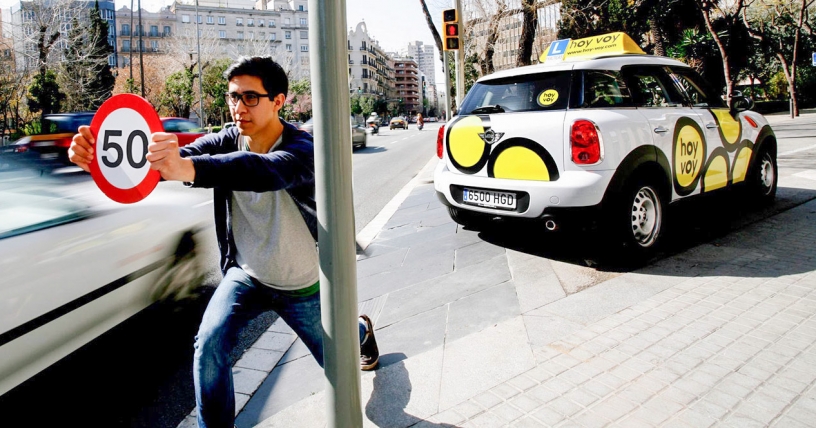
[0,158,212,396]
[9,112,95,169]
[160,117,206,146]
[389,117,407,130]
[298,117,367,149]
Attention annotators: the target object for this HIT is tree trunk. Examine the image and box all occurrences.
[516,0,538,66]
[697,1,734,107]
[650,13,664,56]
[418,0,444,54]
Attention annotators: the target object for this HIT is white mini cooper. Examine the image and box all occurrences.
[434,33,777,254]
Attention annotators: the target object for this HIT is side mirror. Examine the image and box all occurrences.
[730,91,754,113]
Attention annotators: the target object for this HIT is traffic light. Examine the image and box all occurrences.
[442,9,459,51]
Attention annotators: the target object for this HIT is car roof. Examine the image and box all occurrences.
[478,54,689,83]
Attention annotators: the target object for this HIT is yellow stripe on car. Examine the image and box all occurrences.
[732,146,752,184]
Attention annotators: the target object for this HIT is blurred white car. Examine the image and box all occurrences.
[0,161,213,396]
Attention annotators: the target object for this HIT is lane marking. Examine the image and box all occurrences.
[780,144,816,157]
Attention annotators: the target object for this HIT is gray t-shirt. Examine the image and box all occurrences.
[232,135,319,290]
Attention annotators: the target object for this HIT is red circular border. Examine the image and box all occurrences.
[89,94,164,204]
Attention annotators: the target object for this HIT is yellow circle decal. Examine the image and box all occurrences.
[493,146,550,181]
[712,109,740,146]
[703,154,728,192]
[537,89,559,106]
[732,146,752,184]
[448,116,487,169]
[674,124,704,188]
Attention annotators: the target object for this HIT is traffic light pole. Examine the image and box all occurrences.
[308,0,363,426]
[454,0,465,110]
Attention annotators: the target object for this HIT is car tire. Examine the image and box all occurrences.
[448,206,489,230]
[150,232,205,302]
[748,145,777,206]
[606,177,666,259]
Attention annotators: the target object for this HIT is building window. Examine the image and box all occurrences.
[299,5,304,11]
[300,30,307,39]
[237,18,243,26]
[259,32,265,39]
[122,39,130,51]
[150,25,158,37]
[285,31,291,39]
[271,33,276,40]
[286,44,292,51]
[163,26,171,36]
[218,16,226,25]
[249,31,254,40]
[300,45,308,52]
[151,40,158,51]
[182,15,190,23]
[197,15,202,24]
[258,19,265,27]
[300,18,307,26]
[207,16,214,24]
[248,18,254,26]
[237,31,244,40]
[269,20,275,27]
[121,24,130,36]
[219,30,226,38]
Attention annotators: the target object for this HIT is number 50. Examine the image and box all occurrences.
[101,129,148,169]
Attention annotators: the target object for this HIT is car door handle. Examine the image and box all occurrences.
[654,126,669,134]
[706,123,718,129]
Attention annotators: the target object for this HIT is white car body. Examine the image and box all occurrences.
[435,35,777,252]
[0,167,213,396]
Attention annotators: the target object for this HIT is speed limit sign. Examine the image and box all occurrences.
[89,94,163,204]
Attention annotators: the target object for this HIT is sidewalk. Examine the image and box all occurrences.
[180,112,816,428]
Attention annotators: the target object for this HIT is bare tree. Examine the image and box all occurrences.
[743,0,814,117]
[693,0,751,106]
[516,0,538,66]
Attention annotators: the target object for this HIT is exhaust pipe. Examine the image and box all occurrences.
[544,218,558,231]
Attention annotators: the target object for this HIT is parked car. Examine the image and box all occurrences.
[298,117,367,149]
[0,159,212,396]
[161,117,206,146]
[389,117,408,130]
[9,112,95,169]
[434,32,777,258]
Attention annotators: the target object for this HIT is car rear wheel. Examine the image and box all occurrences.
[606,177,666,258]
[150,232,205,302]
[749,146,777,205]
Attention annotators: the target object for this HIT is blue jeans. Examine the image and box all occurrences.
[193,267,367,428]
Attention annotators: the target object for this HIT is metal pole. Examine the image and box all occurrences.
[454,0,465,109]
[443,54,452,120]
[137,0,144,97]
[129,0,133,92]
[194,0,204,127]
[308,0,362,426]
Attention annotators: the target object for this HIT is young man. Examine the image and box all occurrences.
[68,56,379,428]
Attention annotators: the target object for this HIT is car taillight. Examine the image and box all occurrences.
[14,145,28,153]
[570,119,602,165]
[437,124,445,158]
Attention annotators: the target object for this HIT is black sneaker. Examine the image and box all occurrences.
[359,314,379,370]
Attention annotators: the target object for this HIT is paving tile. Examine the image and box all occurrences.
[492,402,527,423]
[510,416,548,427]
[547,396,583,417]
[531,407,564,426]
[471,390,503,410]
[508,394,543,414]
[446,281,521,343]
[252,332,297,352]
[467,410,508,428]
[235,348,286,372]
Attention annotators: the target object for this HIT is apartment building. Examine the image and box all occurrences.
[392,56,420,116]
[0,10,13,65]
[8,0,117,71]
[406,40,435,85]
[114,6,176,67]
[347,21,392,100]
[463,0,560,71]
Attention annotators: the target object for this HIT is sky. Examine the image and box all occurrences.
[0,0,451,90]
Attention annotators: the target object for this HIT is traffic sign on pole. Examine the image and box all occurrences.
[89,94,163,204]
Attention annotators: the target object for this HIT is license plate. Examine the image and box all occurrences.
[462,188,516,210]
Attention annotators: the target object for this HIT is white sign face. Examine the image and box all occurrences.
[812,52,816,66]
[96,108,151,189]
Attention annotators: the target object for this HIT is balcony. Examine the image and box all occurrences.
[349,60,354,64]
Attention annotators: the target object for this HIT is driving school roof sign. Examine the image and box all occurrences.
[540,32,645,64]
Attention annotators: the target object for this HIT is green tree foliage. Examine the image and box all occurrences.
[202,58,231,125]
[558,0,643,40]
[27,69,65,116]
[160,69,194,118]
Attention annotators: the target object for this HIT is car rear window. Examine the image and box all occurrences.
[459,71,572,114]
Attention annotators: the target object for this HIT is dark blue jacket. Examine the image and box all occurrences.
[179,120,317,275]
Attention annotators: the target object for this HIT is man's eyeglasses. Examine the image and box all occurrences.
[225,92,272,107]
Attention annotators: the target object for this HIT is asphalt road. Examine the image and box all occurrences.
[0,123,441,428]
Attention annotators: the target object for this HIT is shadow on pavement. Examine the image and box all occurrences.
[365,353,458,428]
